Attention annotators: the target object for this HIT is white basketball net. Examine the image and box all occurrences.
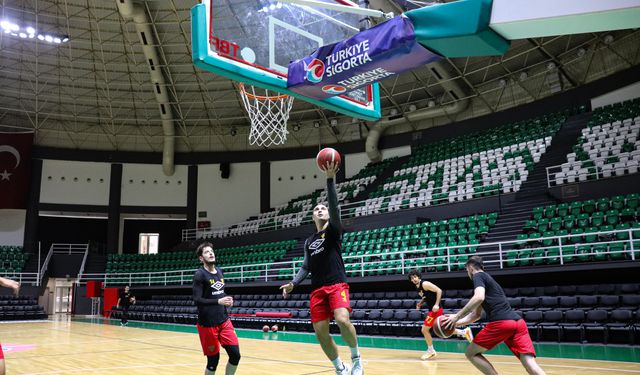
[239,83,294,147]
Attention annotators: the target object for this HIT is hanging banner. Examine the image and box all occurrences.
[0,132,34,209]
[287,16,441,100]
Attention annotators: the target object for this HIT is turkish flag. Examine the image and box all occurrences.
[0,132,34,209]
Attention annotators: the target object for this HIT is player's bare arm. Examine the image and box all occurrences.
[0,276,19,296]
[454,305,483,327]
[422,281,442,312]
[443,286,485,329]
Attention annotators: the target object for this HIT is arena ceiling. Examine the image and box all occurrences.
[0,0,638,153]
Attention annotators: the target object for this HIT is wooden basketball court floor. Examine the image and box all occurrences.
[1,318,639,375]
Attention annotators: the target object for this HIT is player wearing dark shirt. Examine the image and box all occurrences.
[408,270,472,360]
[117,286,135,326]
[279,161,363,375]
[193,242,240,375]
[443,256,546,375]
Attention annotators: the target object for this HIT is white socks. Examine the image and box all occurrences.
[350,346,361,359]
[331,357,345,370]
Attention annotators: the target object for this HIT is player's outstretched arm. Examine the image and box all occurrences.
[0,276,20,296]
[321,161,342,233]
[281,249,310,298]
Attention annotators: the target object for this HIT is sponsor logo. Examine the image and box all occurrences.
[212,281,224,290]
[305,58,325,83]
[309,238,325,256]
[325,40,372,78]
[322,85,346,95]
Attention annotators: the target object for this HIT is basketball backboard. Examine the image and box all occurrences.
[192,0,381,120]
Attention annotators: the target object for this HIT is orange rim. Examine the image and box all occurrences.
[239,83,289,101]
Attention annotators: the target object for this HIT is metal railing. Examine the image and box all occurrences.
[77,244,91,281]
[182,174,521,241]
[0,272,40,286]
[546,154,637,187]
[51,243,89,255]
[80,228,638,287]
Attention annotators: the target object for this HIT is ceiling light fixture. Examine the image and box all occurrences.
[0,19,69,44]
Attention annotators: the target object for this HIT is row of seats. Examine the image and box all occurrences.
[554,98,640,185]
[105,239,296,274]
[0,245,28,273]
[0,296,47,321]
[111,283,640,344]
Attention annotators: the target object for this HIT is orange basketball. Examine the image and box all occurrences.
[433,315,455,338]
[316,147,341,171]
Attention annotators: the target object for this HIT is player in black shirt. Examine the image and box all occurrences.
[443,256,546,375]
[193,242,241,375]
[279,161,363,375]
[117,285,135,326]
[408,270,472,360]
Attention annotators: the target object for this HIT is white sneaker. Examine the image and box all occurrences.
[351,356,364,375]
[463,327,474,343]
[336,362,351,375]
[420,349,437,360]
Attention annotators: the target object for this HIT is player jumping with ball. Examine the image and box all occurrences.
[280,160,364,375]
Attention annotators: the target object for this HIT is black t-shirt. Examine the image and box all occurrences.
[119,291,133,308]
[292,179,348,289]
[472,272,520,322]
[192,266,229,327]
[416,280,436,310]
[304,222,348,288]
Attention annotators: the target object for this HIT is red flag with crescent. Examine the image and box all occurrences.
[0,132,34,209]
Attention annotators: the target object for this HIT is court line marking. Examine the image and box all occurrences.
[22,358,640,375]
[10,321,640,373]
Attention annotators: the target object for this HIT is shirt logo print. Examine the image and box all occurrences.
[212,281,224,290]
[309,238,325,256]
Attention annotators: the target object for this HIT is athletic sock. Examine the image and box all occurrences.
[427,346,435,351]
[225,363,237,375]
[350,346,360,359]
[331,357,345,370]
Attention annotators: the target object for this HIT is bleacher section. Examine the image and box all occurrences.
[552,98,640,185]
[202,158,398,238]
[105,240,296,284]
[510,194,640,266]
[0,294,47,321]
[277,213,498,281]
[353,112,566,216]
[110,283,640,345]
[0,245,29,274]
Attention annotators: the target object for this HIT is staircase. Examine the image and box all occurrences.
[484,112,591,245]
[81,253,108,276]
[352,155,412,202]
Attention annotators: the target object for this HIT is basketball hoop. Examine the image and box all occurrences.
[238,83,294,147]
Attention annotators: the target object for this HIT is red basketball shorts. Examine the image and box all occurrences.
[423,307,444,328]
[197,319,239,356]
[0,342,4,360]
[474,319,536,358]
[310,282,352,323]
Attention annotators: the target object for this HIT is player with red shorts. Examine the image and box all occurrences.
[0,276,20,375]
[280,161,363,375]
[193,242,240,375]
[442,256,547,375]
[408,270,473,360]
